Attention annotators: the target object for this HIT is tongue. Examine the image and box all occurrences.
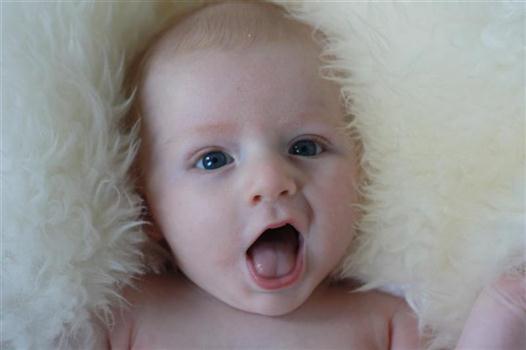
[249,232,297,278]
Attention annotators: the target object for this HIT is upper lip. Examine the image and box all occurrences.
[246,218,304,251]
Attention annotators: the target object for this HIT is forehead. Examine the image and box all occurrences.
[141,43,343,137]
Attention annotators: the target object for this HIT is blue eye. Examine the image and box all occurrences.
[195,151,234,170]
[289,139,323,157]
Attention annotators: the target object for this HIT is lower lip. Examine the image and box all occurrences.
[246,241,305,291]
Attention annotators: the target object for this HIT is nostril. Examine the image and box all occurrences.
[252,190,290,205]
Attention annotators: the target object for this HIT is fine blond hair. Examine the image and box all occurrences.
[122,0,318,133]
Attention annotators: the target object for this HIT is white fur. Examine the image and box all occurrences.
[1,2,168,348]
[2,1,524,349]
[282,2,525,348]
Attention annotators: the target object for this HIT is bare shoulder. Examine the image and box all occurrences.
[357,288,420,350]
[108,273,188,350]
[333,279,409,317]
[334,280,420,350]
[374,291,420,350]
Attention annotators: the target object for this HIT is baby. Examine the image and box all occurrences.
[108,1,525,349]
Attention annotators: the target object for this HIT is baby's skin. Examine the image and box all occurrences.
[108,2,525,349]
[110,274,418,349]
[109,273,525,349]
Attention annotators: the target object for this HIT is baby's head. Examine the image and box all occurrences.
[127,0,361,316]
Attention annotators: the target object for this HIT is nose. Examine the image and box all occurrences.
[245,155,298,205]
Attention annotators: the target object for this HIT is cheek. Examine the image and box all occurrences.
[150,180,240,265]
[309,159,359,253]
[315,158,359,214]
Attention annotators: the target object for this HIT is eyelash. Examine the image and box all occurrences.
[192,136,329,171]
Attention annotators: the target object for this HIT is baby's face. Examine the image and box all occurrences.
[140,41,360,316]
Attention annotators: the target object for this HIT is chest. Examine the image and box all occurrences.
[132,302,388,350]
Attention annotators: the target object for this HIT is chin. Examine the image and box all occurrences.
[233,290,310,317]
[243,303,302,317]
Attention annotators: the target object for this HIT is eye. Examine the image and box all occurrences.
[289,139,323,157]
[195,150,234,170]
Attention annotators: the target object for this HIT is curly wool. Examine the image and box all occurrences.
[2,2,171,348]
[282,2,524,348]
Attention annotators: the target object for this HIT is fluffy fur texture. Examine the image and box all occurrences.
[282,3,525,348]
[2,1,524,349]
[1,2,176,348]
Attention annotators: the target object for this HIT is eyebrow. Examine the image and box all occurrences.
[187,120,241,136]
[159,108,337,147]
[158,120,240,148]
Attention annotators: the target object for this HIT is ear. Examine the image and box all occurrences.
[137,187,164,242]
[142,208,164,242]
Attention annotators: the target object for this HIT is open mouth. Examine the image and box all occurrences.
[246,224,304,290]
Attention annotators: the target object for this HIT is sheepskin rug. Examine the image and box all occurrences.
[2,1,524,349]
